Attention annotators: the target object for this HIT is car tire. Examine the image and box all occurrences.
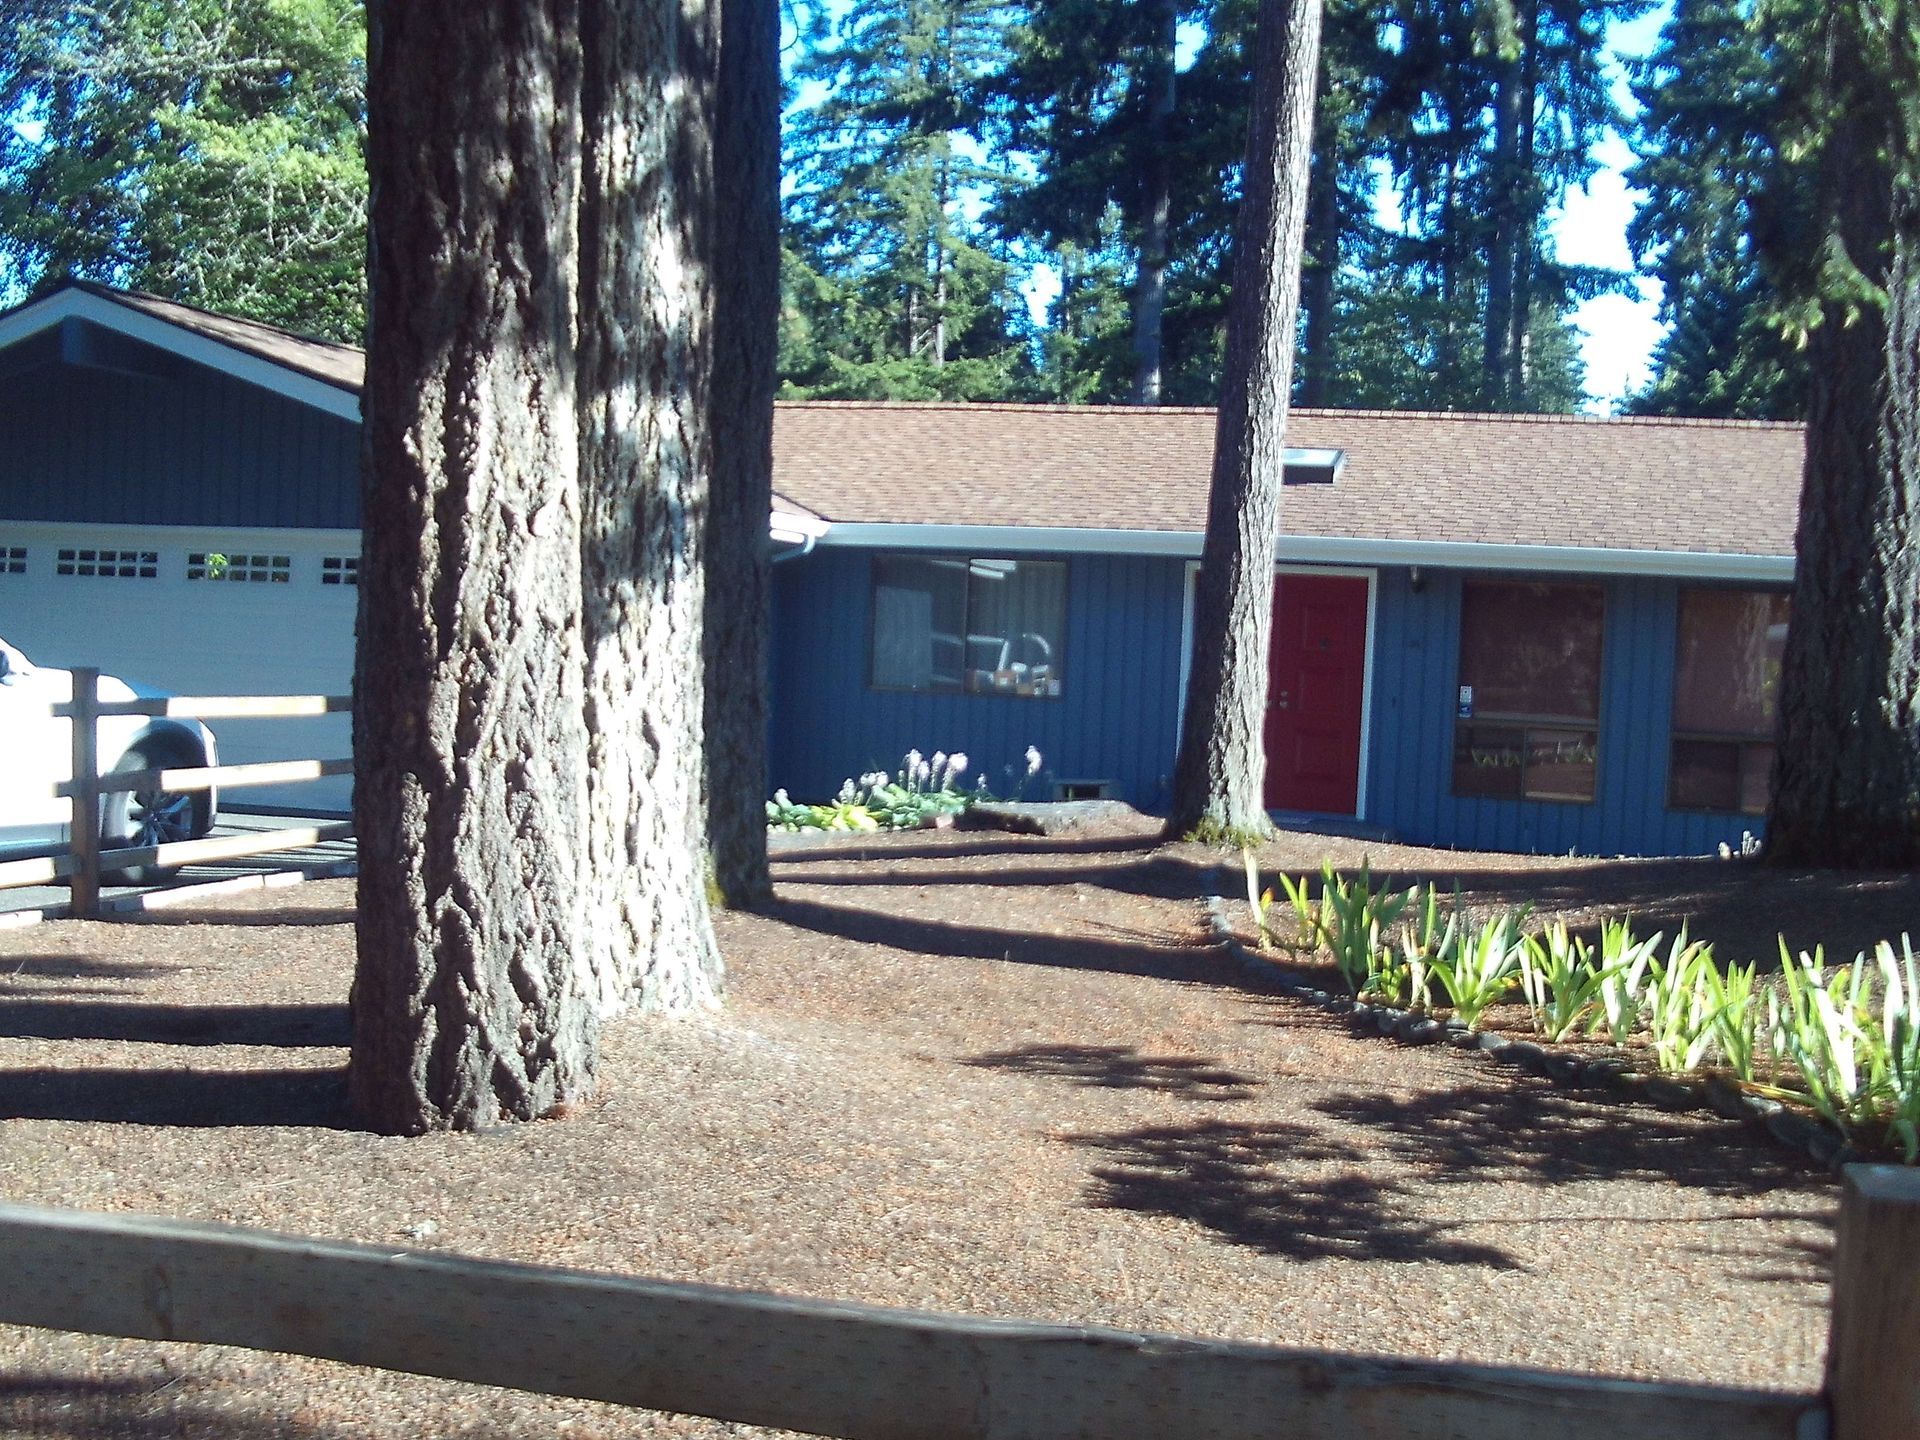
[99,737,211,886]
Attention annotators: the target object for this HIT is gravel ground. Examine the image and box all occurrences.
[0,820,1841,1437]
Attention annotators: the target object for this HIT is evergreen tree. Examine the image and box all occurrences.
[1626,0,1806,419]
[0,0,367,340]
[782,0,1033,400]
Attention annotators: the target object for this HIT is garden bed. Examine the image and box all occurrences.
[0,821,1862,1436]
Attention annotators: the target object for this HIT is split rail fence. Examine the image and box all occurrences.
[0,667,352,916]
[3,1166,1919,1439]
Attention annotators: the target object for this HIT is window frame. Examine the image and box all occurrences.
[1451,579,1607,805]
[866,553,1069,701]
[1666,585,1789,816]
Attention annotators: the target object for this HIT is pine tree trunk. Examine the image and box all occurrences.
[704,0,779,911]
[1505,0,1539,406]
[1298,113,1339,408]
[1483,45,1523,409]
[576,0,726,1012]
[1768,204,1920,867]
[1166,0,1324,841]
[351,0,598,1134]
[1130,0,1178,405]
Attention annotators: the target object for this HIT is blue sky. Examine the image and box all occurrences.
[1553,5,1672,410]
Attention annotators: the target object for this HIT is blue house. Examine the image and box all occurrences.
[0,282,1805,857]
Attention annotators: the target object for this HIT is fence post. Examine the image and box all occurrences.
[67,666,101,920]
[1826,1164,1920,1440]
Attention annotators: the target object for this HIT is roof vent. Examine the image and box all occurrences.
[1282,447,1345,485]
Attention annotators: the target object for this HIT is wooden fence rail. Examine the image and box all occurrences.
[0,668,353,915]
[0,1200,1839,1440]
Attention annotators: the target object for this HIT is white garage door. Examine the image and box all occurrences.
[0,521,358,812]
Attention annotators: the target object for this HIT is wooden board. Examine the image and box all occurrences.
[0,1204,1821,1440]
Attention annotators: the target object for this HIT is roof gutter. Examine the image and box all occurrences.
[812,522,1795,583]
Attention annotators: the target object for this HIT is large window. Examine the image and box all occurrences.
[870,555,1066,697]
[1452,581,1606,802]
[1670,588,1788,814]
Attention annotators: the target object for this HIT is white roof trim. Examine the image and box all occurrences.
[0,287,362,422]
[812,522,1795,581]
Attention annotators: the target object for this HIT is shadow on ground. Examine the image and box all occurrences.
[962,1043,1261,1100]
[0,1000,348,1047]
[765,894,1222,986]
[121,904,356,928]
[776,827,1920,963]
[0,1375,404,1440]
[0,1065,351,1128]
[0,954,189,982]
[1064,1119,1523,1267]
[1061,1080,1831,1272]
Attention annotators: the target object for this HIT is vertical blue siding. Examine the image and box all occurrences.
[769,548,1189,808]
[0,334,361,529]
[1366,567,1769,858]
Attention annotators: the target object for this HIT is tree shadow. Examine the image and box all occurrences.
[0,1375,396,1439]
[121,905,356,928]
[0,1000,348,1047]
[0,1065,352,1128]
[773,851,1219,900]
[0,954,189,981]
[1309,1083,1827,1198]
[1709,1230,1834,1297]
[763,894,1227,987]
[1063,1120,1523,1268]
[961,1044,1261,1100]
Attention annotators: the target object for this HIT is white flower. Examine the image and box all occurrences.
[948,753,968,776]
[1025,745,1043,775]
[904,749,923,772]
[913,759,932,784]
[773,789,791,806]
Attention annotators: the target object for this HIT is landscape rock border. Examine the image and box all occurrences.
[1199,880,1861,1178]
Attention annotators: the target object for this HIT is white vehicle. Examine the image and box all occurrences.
[0,635,218,882]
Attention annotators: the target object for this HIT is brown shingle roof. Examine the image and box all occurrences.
[32,285,1808,559]
[772,401,1807,559]
[70,282,365,394]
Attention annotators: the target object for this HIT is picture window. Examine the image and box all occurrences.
[1452,580,1605,803]
[869,555,1066,698]
[1669,588,1788,815]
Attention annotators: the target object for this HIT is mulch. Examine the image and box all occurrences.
[0,818,1852,1436]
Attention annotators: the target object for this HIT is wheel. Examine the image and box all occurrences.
[100,737,211,885]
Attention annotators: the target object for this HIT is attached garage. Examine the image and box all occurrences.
[0,284,365,812]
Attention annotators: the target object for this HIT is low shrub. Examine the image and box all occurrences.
[768,746,1017,833]
[1241,854,1920,1161]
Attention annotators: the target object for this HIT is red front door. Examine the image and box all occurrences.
[1264,573,1369,814]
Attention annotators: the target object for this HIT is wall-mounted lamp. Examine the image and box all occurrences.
[1409,565,1426,594]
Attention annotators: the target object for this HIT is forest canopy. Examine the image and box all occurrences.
[0,0,1825,417]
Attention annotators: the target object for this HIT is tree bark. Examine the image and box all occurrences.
[1130,0,1178,405]
[703,0,780,911]
[1297,108,1339,408]
[576,0,726,1012]
[1483,39,1524,409]
[1766,12,1920,868]
[1165,0,1324,842]
[1768,221,1920,866]
[351,0,598,1133]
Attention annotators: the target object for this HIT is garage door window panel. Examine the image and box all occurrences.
[56,547,158,579]
[1453,581,1604,803]
[188,551,292,583]
[870,555,1065,698]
